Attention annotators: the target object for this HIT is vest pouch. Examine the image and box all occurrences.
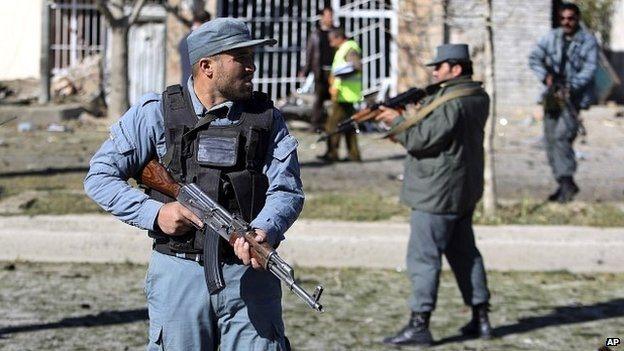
[196,130,240,167]
[245,127,270,171]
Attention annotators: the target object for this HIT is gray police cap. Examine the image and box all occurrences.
[426,44,471,66]
[187,17,277,65]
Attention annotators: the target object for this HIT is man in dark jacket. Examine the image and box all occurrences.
[299,6,338,132]
[376,44,492,346]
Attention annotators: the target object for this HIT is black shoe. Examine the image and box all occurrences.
[547,186,562,202]
[383,312,433,346]
[316,154,338,163]
[460,303,493,339]
[557,176,579,203]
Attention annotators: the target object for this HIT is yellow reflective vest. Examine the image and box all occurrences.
[331,40,362,103]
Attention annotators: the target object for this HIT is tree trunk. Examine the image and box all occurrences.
[109,25,130,119]
[482,0,498,217]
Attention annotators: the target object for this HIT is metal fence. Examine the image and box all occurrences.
[335,0,397,97]
[219,0,398,101]
[48,0,166,104]
[49,0,106,75]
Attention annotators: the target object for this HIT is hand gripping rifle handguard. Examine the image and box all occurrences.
[140,159,324,312]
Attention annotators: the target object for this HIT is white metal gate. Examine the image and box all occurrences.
[127,19,166,104]
[49,0,106,76]
[48,0,166,104]
[218,0,397,101]
[333,0,398,97]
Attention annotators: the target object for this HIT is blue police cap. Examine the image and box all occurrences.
[187,17,277,65]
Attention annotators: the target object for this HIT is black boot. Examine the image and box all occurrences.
[383,312,433,346]
[547,184,562,202]
[557,176,579,203]
[460,303,492,339]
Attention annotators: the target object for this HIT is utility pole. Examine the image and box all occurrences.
[39,0,51,104]
[482,0,498,217]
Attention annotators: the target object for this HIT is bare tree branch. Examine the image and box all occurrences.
[161,1,193,28]
[96,0,117,25]
[128,0,148,26]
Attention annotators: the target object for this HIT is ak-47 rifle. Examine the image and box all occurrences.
[543,67,586,136]
[317,83,441,142]
[139,159,324,313]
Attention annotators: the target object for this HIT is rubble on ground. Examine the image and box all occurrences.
[51,55,106,116]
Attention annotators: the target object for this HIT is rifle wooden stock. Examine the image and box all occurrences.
[350,107,373,123]
[354,109,382,123]
[139,159,181,199]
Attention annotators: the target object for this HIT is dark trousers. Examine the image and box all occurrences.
[544,106,579,179]
[407,209,490,313]
[324,101,361,161]
[311,72,330,130]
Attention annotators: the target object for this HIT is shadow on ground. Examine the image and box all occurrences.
[0,308,147,337]
[435,298,624,346]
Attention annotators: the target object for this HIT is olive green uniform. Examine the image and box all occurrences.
[391,77,491,312]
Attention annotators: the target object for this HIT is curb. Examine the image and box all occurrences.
[1,215,623,272]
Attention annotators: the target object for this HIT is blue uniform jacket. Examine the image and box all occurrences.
[84,79,304,246]
[528,27,599,109]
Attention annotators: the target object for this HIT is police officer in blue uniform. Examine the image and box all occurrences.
[528,2,598,203]
[84,17,304,350]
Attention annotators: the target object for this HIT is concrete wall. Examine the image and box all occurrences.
[608,0,624,103]
[396,0,552,115]
[396,0,445,92]
[0,0,43,80]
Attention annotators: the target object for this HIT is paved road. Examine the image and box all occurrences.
[2,215,623,272]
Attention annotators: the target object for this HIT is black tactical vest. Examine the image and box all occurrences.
[148,85,274,257]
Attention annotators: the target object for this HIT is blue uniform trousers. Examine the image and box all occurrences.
[544,106,579,179]
[145,251,286,350]
[407,209,490,312]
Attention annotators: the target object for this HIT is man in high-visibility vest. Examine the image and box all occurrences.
[318,28,362,162]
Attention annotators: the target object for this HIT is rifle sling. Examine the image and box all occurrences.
[384,87,482,137]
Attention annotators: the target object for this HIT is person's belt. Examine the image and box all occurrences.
[153,242,241,265]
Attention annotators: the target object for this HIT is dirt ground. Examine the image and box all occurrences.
[1,261,623,351]
[1,105,623,202]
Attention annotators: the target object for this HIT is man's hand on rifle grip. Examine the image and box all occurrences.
[545,74,553,88]
[156,202,204,236]
[234,229,268,270]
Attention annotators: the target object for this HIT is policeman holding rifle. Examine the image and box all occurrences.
[85,18,304,350]
[528,2,598,203]
[376,44,493,346]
